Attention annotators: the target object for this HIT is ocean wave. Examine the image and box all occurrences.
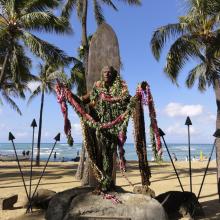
[170,146,196,151]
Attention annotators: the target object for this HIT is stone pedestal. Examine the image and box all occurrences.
[0,194,18,210]
[46,187,167,220]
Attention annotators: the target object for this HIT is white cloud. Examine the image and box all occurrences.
[28,81,41,92]
[166,123,198,136]
[164,102,203,117]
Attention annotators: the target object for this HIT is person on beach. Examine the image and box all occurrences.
[172,153,177,161]
[26,150,30,156]
[54,152,57,160]
[22,150,25,157]
[200,150,204,161]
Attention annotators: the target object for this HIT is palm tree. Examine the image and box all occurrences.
[62,0,141,78]
[151,0,220,198]
[28,63,61,166]
[0,0,72,86]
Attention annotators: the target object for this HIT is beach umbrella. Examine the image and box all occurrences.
[28,119,37,212]
[185,116,192,192]
[8,132,30,202]
[197,130,219,199]
[159,128,184,192]
[26,133,60,213]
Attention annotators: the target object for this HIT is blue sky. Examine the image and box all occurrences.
[0,0,216,143]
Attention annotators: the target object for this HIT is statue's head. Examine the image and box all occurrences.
[101,66,117,85]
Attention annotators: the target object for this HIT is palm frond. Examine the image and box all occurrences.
[22,31,71,65]
[76,0,83,19]
[71,62,86,96]
[7,42,32,84]
[198,74,207,91]
[20,12,72,34]
[93,0,105,25]
[186,63,206,89]
[20,0,60,13]
[117,0,141,5]
[164,35,204,82]
[1,91,22,115]
[100,0,118,10]
[61,0,77,18]
[151,23,186,60]
[27,85,41,105]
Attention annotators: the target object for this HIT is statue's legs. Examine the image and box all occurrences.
[100,133,116,191]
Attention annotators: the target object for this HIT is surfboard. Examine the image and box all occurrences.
[87,23,121,91]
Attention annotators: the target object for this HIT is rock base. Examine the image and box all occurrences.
[0,194,18,210]
[46,187,167,220]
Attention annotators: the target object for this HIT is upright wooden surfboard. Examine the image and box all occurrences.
[87,23,121,91]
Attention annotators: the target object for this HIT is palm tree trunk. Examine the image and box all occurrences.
[0,51,9,86]
[214,78,220,201]
[81,0,89,77]
[75,0,90,185]
[36,90,44,166]
[75,144,85,180]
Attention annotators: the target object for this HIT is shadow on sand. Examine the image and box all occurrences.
[198,199,220,220]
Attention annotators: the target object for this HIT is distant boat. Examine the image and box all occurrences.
[0,154,30,161]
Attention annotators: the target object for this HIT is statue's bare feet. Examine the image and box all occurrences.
[92,187,102,195]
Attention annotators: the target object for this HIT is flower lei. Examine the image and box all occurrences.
[136,82,162,159]
[55,79,162,187]
[56,78,134,171]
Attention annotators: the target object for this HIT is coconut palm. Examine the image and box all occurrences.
[151,0,220,198]
[0,0,72,86]
[28,63,62,166]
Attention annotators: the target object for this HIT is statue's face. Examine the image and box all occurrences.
[102,66,113,83]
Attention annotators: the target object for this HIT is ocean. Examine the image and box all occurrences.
[0,143,216,162]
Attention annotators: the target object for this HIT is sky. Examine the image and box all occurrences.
[0,0,217,144]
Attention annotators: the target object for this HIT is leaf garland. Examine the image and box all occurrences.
[55,78,162,189]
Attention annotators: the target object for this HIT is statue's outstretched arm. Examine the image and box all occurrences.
[81,93,90,104]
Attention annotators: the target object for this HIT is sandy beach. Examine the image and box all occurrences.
[0,160,219,220]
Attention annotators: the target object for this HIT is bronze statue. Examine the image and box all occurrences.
[56,65,162,192]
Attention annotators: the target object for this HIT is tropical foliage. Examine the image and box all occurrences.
[62,0,141,24]
[151,0,220,90]
[151,0,220,197]
[0,0,72,113]
[62,0,141,77]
